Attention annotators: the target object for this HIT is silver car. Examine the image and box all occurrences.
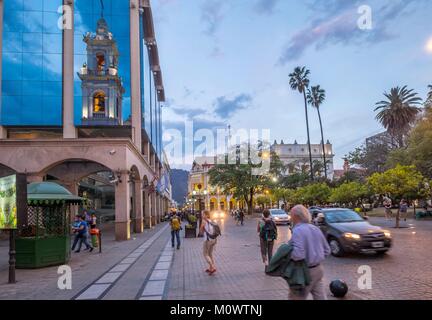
[269,209,291,225]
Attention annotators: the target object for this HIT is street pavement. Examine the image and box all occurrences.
[1,215,432,300]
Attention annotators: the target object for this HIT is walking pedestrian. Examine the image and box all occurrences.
[400,199,409,222]
[199,210,219,275]
[170,213,182,250]
[239,209,245,226]
[257,209,277,269]
[384,197,392,220]
[71,215,93,253]
[90,213,97,229]
[288,205,330,300]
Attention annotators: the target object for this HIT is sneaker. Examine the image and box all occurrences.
[89,247,94,252]
[177,246,180,250]
[74,250,80,253]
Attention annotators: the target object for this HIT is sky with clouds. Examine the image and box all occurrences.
[152,0,432,170]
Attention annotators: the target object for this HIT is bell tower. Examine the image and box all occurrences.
[78,14,125,126]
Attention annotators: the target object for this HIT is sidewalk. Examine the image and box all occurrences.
[166,217,357,300]
[0,222,169,300]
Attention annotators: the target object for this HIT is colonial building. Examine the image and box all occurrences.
[0,0,171,240]
[188,156,241,212]
[272,140,335,180]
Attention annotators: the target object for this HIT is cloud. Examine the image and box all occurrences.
[171,107,207,120]
[279,0,429,64]
[213,94,253,119]
[201,0,226,37]
[254,0,280,15]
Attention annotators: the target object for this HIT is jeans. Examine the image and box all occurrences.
[259,238,274,263]
[71,233,92,252]
[171,230,181,248]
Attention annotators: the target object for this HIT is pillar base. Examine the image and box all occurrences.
[144,216,152,229]
[115,221,131,241]
[0,126,7,139]
[133,218,144,233]
[151,216,156,226]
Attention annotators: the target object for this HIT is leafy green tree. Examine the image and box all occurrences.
[346,143,390,174]
[208,144,285,215]
[386,107,432,178]
[256,195,271,209]
[294,183,331,206]
[289,66,314,181]
[368,165,424,227]
[329,182,370,208]
[281,172,310,189]
[374,86,423,148]
[307,85,328,179]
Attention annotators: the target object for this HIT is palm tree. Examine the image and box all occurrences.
[307,85,328,179]
[289,66,314,181]
[426,85,432,109]
[374,86,423,148]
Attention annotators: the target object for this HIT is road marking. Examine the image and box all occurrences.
[74,224,169,300]
[139,241,175,300]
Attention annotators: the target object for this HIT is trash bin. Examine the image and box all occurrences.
[90,228,100,248]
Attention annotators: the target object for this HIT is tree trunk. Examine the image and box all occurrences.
[303,90,314,181]
[317,107,328,180]
[396,209,400,228]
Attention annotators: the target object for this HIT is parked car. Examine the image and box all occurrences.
[269,209,291,226]
[314,208,392,257]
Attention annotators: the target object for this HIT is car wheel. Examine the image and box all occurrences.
[329,238,345,257]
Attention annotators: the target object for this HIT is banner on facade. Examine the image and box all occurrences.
[0,175,17,230]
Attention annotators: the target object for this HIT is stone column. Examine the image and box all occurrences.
[115,172,131,241]
[0,0,5,139]
[133,180,144,233]
[156,194,160,223]
[150,191,156,226]
[144,189,152,228]
[130,0,142,152]
[63,0,77,138]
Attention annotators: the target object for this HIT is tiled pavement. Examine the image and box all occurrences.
[0,222,170,300]
[2,215,432,300]
[167,216,432,300]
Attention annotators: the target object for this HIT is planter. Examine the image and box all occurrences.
[16,235,71,269]
[185,227,197,238]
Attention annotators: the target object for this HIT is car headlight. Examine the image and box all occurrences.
[383,230,392,238]
[344,233,361,240]
[274,217,280,220]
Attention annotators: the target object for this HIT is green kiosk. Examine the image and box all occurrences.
[16,182,83,269]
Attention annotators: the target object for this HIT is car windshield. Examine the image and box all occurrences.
[270,210,286,216]
[324,210,364,223]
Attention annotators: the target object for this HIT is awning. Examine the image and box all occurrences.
[27,182,84,205]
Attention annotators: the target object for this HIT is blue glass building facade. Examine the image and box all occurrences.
[1,0,163,160]
[1,0,63,126]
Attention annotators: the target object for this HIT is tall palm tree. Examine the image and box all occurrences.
[426,85,432,109]
[289,66,314,181]
[307,85,328,179]
[374,86,423,148]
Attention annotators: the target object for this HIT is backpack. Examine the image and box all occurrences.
[205,221,221,240]
[171,217,181,231]
[260,219,277,241]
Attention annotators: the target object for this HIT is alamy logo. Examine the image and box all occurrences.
[57,265,72,290]
[57,5,73,30]
[357,265,372,290]
[357,5,373,30]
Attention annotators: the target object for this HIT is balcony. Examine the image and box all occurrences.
[82,114,120,126]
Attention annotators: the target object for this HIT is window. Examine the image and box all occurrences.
[96,53,105,72]
[93,92,106,113]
